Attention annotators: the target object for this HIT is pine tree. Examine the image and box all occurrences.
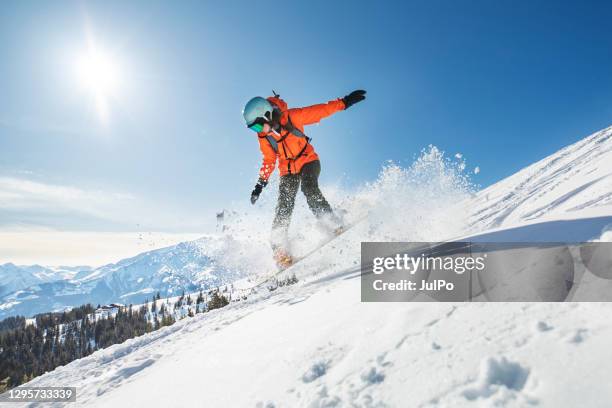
[208,292,229,311]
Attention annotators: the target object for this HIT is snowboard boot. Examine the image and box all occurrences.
[332,225,346,236]
[273,247,294,270]
[318,212,346,238]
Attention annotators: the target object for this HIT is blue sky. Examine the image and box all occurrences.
[1,0,612,242]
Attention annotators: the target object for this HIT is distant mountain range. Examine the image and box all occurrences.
[0,237,244,319]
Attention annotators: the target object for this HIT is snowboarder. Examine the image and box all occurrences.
[243,90,366,268]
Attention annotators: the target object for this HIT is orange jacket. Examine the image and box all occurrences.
[257,96,346,180]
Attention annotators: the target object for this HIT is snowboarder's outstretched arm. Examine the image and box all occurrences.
[289,90,366,126]
[289,99,345,126]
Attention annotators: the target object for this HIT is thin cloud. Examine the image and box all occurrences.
[0,175,214,233]
[0,176,211,265]
[0,176,136,230]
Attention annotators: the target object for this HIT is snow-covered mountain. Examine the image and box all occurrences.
[0,264,86,298]
[0,238,246,319]
[15,126,612,407]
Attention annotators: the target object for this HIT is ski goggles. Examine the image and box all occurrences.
[247,117,269,133]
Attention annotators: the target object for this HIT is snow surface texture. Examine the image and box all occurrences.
[466,126,612,240]
[19,126,612,407]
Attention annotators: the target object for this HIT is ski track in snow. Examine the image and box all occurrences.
[467,127,612,232]
[15,126,612,407]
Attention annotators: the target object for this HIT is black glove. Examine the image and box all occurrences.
[342,90,366,109]
[250,179,267,204]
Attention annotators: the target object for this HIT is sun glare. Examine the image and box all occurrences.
[77,51,119,95]
[75,47,121,121]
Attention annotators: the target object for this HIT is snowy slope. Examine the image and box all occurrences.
[467,126,612,237]
[18,126,612,407]
[24,276,612,407]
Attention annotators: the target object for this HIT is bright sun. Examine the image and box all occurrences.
[76,47,121,121]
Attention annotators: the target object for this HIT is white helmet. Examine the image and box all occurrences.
[243,97,273,129]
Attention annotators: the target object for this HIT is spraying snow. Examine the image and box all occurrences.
[211,145,475,277]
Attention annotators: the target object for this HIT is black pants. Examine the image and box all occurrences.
[272,160,333,235]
